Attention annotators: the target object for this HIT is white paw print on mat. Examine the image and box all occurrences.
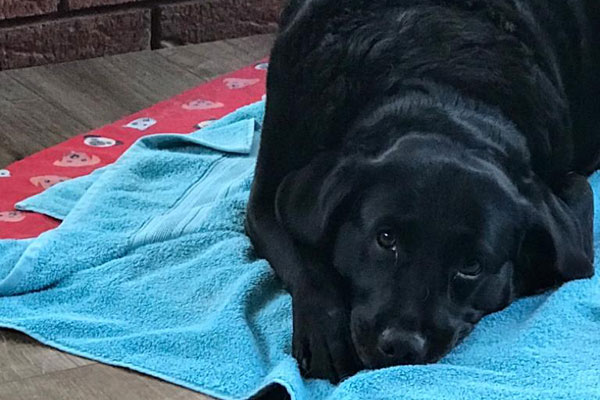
[0,169,10,178]
[124,117,157,131]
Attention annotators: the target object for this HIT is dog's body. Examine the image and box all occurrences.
[246,0,600,382]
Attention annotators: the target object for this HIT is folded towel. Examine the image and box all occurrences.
[1,101,599,400]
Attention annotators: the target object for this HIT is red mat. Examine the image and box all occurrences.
[0,60,269,239]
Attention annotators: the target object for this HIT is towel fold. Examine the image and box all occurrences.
[1,100,599,400]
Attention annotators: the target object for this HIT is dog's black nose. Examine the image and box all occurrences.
[377,328,427,364]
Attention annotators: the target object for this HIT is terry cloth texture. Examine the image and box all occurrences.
[1,101,599,400]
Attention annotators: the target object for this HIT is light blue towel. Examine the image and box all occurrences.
[1,100,599,400]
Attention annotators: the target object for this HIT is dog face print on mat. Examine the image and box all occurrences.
[84,135,123,148]
[54,151,101,167]
[0,169,10,178]
[196,119,217,129]
[0,211,25,222]
[182,99,224,111]
[30,175,70,190]
[223,78,260,90]
[124,117,157,131]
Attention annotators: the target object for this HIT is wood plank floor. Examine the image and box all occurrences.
[0,34,274,168]
[0,34,274,400]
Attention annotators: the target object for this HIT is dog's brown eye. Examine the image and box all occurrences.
[377,230,396,250]
[458,259,482,277]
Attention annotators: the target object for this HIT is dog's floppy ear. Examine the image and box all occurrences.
[518,174,594,292]
[275,152,365,247]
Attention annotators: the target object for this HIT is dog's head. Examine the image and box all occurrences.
[275,132,593,369]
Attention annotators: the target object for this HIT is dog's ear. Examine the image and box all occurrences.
[518,174,594,292]
[275,152,365,247]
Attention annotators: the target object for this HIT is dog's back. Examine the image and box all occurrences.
[268,0,600,179]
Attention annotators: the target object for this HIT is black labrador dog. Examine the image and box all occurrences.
[246,0,600,383]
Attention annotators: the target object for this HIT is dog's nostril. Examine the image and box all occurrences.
[377,328,427,363]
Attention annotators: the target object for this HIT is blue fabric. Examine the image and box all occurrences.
[1,100,599,400]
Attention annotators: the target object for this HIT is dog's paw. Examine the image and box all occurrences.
[291,289,361,383]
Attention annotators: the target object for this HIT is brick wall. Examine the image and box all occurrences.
[0,0,280,70]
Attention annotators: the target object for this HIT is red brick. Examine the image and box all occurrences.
[0,0,59,20]
[0,9,151,70]
[158,0,280,44]
[63,0,144,11]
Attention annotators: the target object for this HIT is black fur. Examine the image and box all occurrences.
[246,0,600,382]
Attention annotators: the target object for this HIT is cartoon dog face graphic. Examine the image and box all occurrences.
[124,117,157,131]
[30,175,70,190]
[54,151,101,167]
[223,78,260,90]
[196,119,217,129]
[0,211,25,222]
[182,99,224,111]
[84,135,123,148]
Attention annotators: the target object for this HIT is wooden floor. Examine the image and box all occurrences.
[0,34,274,400]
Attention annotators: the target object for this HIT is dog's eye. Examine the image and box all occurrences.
[458,259,482,278]
[376,230,397,250]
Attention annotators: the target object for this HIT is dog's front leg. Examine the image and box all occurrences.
[245,201,361,383]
